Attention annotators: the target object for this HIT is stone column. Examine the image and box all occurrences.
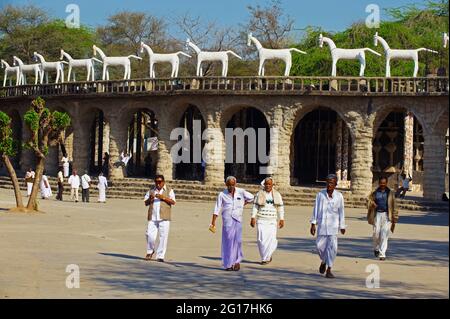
[423,133,446,200]
[342,126,349,182]
[350,128,374,196]
[403,112,414,177]
[103,122,110,156]
[269,107,291,188]
[203,115,225,184]
[108,116,128,180]
[20,120,35,174]
[335,119,343,183]
[156,113,175,181]
[72,121,89,174]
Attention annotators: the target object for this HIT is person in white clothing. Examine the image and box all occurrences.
[251,177,285,265]
[40,171,52,199]
[144,175,176,262]
[81,171,91,203]
[62,156,70,177]
[68,169,80,202]
[310,174,346,279]
[97,172,108,203]
[25,168,35,196]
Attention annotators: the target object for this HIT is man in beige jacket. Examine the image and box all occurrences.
[367,176,399,260]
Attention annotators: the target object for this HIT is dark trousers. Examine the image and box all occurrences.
[82,188,90,202]
[56,182,64,201]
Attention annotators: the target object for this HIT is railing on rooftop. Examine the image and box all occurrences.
[0,76,448,98]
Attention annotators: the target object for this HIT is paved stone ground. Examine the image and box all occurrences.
[0,188,448,299]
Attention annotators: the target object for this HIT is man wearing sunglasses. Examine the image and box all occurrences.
[144,175,176,262]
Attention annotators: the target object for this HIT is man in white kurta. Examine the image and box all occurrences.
[144,175,176,262]
[25,168,35,196]
[40,173,52,199]
[210,176,254,271]
[97,172,108,203]
[310,174,346,278]
[251,177,285,265]
[68,170,80,202]
[62,156,70,177]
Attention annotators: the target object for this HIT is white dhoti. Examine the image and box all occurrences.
[257,219,278,262]
[373,212,391,258]
[27,183,33,196]
[146,220,170,259]
[316,235,338,268]
[63,166,69,177]
[40,186,52,199]
[98,188,106,202]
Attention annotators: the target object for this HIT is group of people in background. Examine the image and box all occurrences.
[142,173,399,279]
[24,154,109,203]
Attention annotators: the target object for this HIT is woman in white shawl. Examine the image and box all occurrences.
[97,172,108,203]
[40,171,53,199]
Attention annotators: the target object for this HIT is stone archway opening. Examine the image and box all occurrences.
[224,107,270,183]
[175,105,206,181]
[372,110,425,191]
[126,109,158,178]
[292,107,352,186]
[88,109,109,176]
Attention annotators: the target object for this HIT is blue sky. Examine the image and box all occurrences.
[1,0,428,35]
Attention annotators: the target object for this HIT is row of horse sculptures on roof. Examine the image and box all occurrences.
[1,32,449,86]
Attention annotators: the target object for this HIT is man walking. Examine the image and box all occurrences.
[310,174,346,279]
[251,177,285,265]
[97,172,108,203]
[68,169,80,203]
[368,176,399,261]
[25,168,35,197]
[56,167,64,201]
[210,176,254,271]
[81,170,91,203]
[144,175,176,262]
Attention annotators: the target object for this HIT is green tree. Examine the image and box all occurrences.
[0,111,24,209]
[23,97,71,211]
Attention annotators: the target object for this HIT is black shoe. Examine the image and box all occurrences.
[319,262,326,274]
[374,250,380,258]
[379,257,386,261]
[157,258,164,262]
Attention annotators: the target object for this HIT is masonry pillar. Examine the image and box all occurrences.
[72,120,89,174]
[350,127,373,196]
[423,132,446,200]
[203,113,225,184]
[156,113,175,181]
[269,107,290,188]
[335,118,343,183]
[403,112,414,177]
[342,126,349,182]
[108,116,128,180]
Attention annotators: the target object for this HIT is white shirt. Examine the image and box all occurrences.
[57,171,64,183]
[144,185,176,221]
[310,189,346,236]
[213,187,254,223]
[25,171,35,180]
[97,176,108,189]
[68,175,80,189]
[81,174,91,189]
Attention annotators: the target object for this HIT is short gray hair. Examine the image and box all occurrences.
[225,176,237,183]
[264,177,274,184]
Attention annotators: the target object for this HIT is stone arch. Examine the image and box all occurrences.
[220,105,271,183]
[174,104,207,181]
[371,105,428,191]
[290,105,353,186]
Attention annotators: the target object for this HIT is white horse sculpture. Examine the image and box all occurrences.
[185,38,242,77]
[33,52,66,84]
[13,56,42,85]
[374,32,438,77]
[247,33,307,76]
[93,45,142,80]
[139,42,191,78]
[443,32,449,48]
[1,59,20,86]
[60,49,103,82]
[319,34,381,77]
